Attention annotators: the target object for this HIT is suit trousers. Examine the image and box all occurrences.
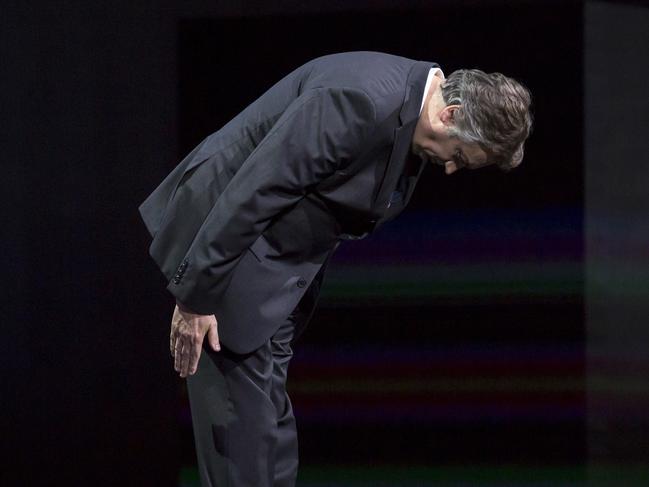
[186,289,315,487]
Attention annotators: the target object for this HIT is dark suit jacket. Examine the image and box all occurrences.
[139,51,437,353]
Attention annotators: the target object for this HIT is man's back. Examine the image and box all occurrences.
[194,51,418,163]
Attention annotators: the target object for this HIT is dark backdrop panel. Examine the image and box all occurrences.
[585,2,649,486]
[2,2,181,486]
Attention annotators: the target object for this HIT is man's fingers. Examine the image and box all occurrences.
[207,322,221,352]
[170,312,216,377]
[170,321,182,358]
[174,333,189,373]
[188,335,205,375]
[170,307,182,357]
[170,327,176,357]
[179,337,193,378]
[174,339,182,372]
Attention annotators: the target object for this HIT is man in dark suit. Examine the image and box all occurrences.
[139,51,532,486]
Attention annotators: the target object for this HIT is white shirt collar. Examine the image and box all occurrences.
[419,67,445,116]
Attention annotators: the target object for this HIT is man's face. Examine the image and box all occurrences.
[411,104,490,175]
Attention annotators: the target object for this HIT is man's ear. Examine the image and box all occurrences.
[439,104,461,127]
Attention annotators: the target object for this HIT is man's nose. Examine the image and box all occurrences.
[444,160,459,175]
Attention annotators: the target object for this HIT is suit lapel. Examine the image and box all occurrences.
[403,154,427,207]
[370,61,435,221]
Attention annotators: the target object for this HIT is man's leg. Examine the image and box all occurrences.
[269,315,300,487]
[185,313,305,487]
[271,269,325,485]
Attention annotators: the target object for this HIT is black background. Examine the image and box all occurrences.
[3,1,593,485]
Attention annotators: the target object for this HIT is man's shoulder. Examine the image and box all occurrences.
[309,51,417,68]
[298,51,436,117]
[301,51,419,91]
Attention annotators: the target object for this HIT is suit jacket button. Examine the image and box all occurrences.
[297,278,307,288]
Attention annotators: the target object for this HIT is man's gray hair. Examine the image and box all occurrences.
[441,69,533,171]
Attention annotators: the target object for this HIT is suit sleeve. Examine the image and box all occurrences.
[167,86,377,314]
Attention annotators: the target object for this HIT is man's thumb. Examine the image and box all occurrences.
[207,322,221,352]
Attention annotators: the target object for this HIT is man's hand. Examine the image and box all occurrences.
[170,303,220,378]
